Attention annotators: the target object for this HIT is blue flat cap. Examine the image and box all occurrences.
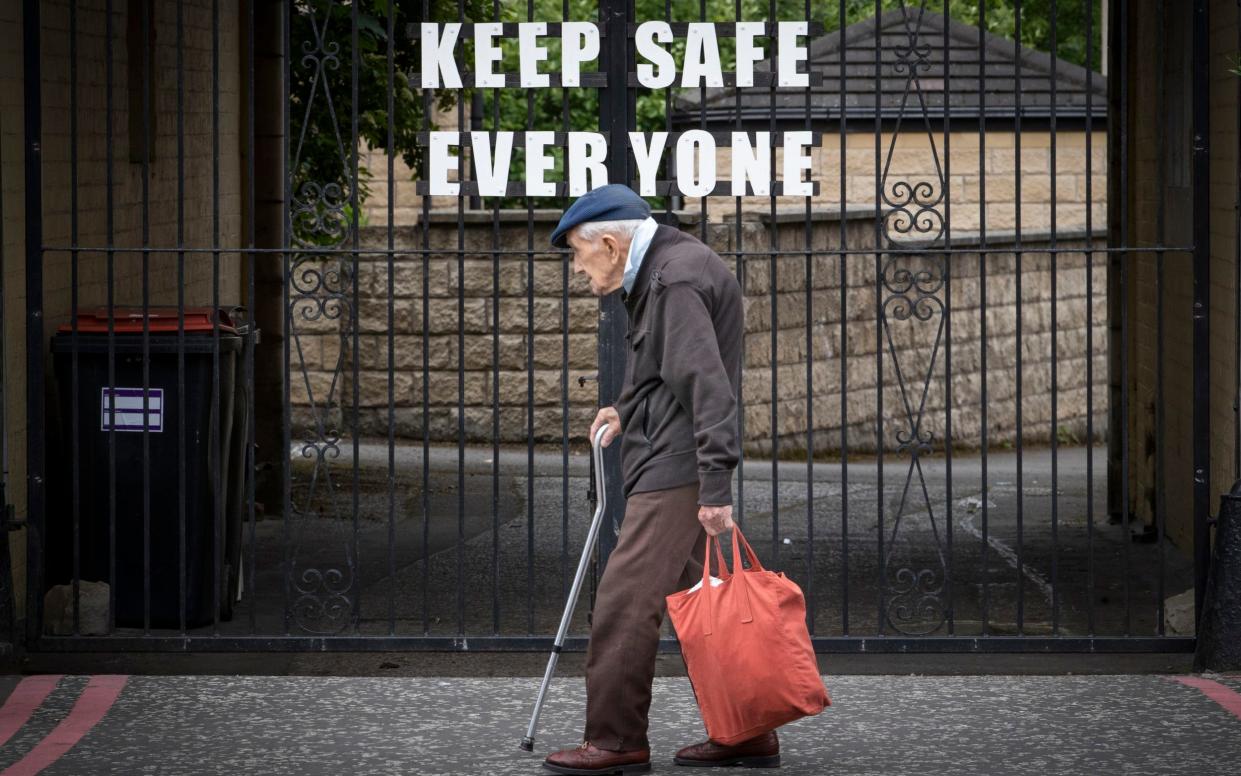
[550,183,651,249]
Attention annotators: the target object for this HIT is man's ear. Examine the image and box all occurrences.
[602,233,622,264]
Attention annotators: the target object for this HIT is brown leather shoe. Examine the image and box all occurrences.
[673,730,780,768]
[543,741,652,775]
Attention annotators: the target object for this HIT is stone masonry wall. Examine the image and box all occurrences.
[741,219,1109,456]
[683,130,1108,237]
[360,104,1106,241]
[290,209,1108,457]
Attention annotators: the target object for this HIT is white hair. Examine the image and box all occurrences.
[571,218,646,244]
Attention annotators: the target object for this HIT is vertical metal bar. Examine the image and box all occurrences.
[176,0,187,634]
[978,0,990,638]
[873,0,884,636]
[1014,0,1025,635]
[1151,0,1161,625]
[387,0,397,635]
[733,0,745,534]
[839,0,849,636]
[69,0,81,637]
[1190,0,1211,628]
[456,1,468,638]
[351,0,363,635]
[699,0,707,244]
[526,0,536,634]
[663,9,672,225]
[215,0,226,634]
[279,0,289,636]
[598,0,631,567]
[492,0,503,635]
[420,0,431,636]
[1155,0,1167,636]
[942,0,954,636]
[1236,2,1241,486]
[245,0,259,637]
[804,0,814,634]
[141,0,152,635]
[770,0,780,570]
[106,0,118,636]
[1085,0,1096,637]
[1049,0,1061,636]
[1119,0,1132,635]
[22,0,46,647]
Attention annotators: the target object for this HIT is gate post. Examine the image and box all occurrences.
[596,0,635,566]
[243,0,286,516]
[1191,0,1211,629]
[22,0,45,648]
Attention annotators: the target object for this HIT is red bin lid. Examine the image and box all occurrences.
[57,306,239,334]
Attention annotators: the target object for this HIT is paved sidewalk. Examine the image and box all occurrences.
[1,673,1240,775]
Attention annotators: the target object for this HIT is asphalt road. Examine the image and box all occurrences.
[1,672,1239,775]
[262,442,1191,641]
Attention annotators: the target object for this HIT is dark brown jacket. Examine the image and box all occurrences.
[614,224,744,506]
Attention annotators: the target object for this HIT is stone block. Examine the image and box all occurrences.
[42,580,110,636]
[533,333,596,370]
[358,297,416,334]
[343,370,415,408]
[289,369,338,408]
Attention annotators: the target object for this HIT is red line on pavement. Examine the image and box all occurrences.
[0,675,128,776]
[1172,676,1241,721]
[0,676,63,748]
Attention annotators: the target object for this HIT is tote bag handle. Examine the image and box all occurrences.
[701,527,760,636]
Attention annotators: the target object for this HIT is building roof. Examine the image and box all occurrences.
[671,8,1107,129]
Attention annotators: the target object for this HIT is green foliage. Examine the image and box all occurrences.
[291,0,1102,219]
[290,0,487,241]
[1056,424,1081,446]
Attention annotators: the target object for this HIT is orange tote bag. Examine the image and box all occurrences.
[665,527,830,745]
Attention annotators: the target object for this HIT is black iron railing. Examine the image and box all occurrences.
[16,0,1213,654]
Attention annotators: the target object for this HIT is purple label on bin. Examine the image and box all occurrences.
[100,387,164,433]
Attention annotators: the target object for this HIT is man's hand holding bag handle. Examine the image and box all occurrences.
[665,526,831,746]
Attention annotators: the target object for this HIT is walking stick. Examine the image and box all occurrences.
[520,422,610,752]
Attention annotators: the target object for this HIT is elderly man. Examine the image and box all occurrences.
[541,184,778,774]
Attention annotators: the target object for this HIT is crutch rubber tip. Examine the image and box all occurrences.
[520,737,535,752]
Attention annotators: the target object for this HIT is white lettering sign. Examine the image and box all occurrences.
[416,23,821,198]
[425,130,816,198]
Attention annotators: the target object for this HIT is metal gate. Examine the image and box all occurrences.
[19,0,1211,653]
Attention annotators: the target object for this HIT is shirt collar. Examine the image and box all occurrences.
[622,217,660,295]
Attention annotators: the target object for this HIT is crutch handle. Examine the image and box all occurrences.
[591,423,608,519]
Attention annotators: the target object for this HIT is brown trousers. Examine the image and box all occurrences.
[583,481,708,752]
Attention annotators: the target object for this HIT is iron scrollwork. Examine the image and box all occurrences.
[877,2,950,636]
[286,0,358,636]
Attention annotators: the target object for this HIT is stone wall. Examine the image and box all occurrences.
[741,217,1109,456]
[358,99,1106,241]
[683,130,1108,237]
[290,209,1109,457]
[289,210,600,444]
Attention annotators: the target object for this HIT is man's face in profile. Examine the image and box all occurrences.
[567,228,626,297]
